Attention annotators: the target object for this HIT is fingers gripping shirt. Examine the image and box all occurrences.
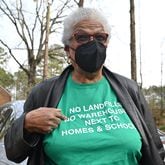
[43,74,142,165]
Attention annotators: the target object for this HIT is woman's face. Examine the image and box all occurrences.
[67,19,109,72]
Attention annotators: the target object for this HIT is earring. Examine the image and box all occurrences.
[67,57,71,64]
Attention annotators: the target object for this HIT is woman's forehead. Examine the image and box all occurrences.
[73,19,105,33]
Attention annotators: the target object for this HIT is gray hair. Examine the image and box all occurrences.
[62,7,111,46]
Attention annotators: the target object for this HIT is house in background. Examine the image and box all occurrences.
[0,86,11,106]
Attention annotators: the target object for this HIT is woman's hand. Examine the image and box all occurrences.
[24,107,67,134]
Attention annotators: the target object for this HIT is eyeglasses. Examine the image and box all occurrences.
[72,32,109,44]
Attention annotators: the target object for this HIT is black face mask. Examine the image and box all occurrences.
[74,40,107,73]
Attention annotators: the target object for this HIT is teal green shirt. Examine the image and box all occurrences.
[43,74,142,165]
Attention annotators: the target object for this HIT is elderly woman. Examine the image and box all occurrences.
[4,7,165,165]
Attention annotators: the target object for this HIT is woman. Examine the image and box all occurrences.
[5,7,165,165]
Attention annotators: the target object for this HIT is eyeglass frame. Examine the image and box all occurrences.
[70,32,109,44]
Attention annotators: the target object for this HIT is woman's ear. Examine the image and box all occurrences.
[65,46,70,58]
[64,46,71,64]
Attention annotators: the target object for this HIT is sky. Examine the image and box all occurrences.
[0,0,165,88]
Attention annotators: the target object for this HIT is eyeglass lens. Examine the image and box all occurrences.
[74,33,108,44]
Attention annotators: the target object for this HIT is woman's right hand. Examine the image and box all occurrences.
[24,107,67,134]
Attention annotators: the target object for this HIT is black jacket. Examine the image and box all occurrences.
[5,66,165,165]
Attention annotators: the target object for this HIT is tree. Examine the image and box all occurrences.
[143,85,165,111]
[130,0,137,81]
[47,44,67,77]
[14,44,67,99]
[0,47,9,68]
[74,0,84,7]
[0,0,73,90]
[14,70,29,100]
[0,68,14,90]
[143,85,165,126]
[43,0,50,80]
[0,47,14,89]
[37,44,67,78]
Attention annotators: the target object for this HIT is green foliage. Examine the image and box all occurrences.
[14,70,37,100]
[48,44,67,77]
[14,44,67,99]
[143,86,165,129]
[37,44,67,78]
[0,47,9,67]
[0,67,14,89]
[143,85,165,110]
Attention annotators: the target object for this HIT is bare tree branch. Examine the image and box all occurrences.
[32,0,43,48]
[49,0,72,33]
[0,0,74,87]
[17,0,33,48]
[0,39,29,75]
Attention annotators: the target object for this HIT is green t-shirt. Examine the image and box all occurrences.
[43,74,142,165]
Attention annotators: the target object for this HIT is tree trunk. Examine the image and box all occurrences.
[27,60,36,92]
[130,0,137,81]
[74,0,84,7]
[78,0,84,7]
[43,2,50,80]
